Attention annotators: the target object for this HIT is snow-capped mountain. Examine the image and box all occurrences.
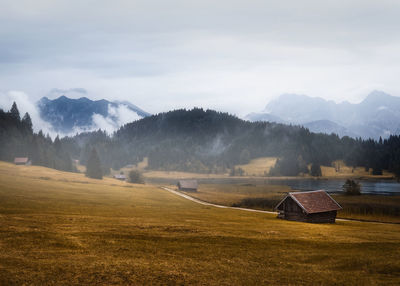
[246,91,400,139]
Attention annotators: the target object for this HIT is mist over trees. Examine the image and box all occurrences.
[2,105,400,179]
[85,147,103,179]
[0,102,75,172]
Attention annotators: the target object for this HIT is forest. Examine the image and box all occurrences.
[1,102,400,178]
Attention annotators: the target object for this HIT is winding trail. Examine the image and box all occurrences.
[160,187,399,224]
[162,187,288,215]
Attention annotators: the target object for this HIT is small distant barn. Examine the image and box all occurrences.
[177,180,198,192]
[14,157,30,165]
[275,190,342,223]
[113,174,126,181]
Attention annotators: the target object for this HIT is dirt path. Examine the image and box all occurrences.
[161,187,399,224]
[161,187,286,215]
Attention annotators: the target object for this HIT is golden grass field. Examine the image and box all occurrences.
[180,184,400,223]
[236,157,278,176]
[141,158,394,180]
[181,184,291,207]
[0,162,400,285]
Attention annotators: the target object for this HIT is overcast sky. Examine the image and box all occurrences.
[1,0,400,116]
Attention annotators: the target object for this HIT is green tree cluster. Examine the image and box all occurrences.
[342,179,361,195]
[128,170,144,184]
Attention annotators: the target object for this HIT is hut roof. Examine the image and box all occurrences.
[178,180,198,189]
[113,174,126,180]
[276,190,342,214]
[14,157,29,164]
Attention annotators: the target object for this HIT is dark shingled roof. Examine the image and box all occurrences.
[277,190,342,214]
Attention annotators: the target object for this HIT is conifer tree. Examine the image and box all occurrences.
[54,135,62,153]
[22,112,33,133]
[310,163,322,177]
[86,147,103,179]
[10,102,20,121]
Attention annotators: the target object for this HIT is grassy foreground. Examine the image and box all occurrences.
[0,162,399,285]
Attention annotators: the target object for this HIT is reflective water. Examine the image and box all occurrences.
[267,179,400,195]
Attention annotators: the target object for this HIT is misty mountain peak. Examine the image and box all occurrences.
[248,91,400,139]
[37,95,150,134]
[362,90,395,105]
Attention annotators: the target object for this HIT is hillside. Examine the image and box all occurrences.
[110,108,345,172]
[0,161,399,284]
[79,109,399,177]
[2,103,400,178]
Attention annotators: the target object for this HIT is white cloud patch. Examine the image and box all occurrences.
[0,91,142,138]
[0,90,54,135]
[91,113,117,134]
[108,104,141,126]
[74,103,142,134]
[48,88,88,98]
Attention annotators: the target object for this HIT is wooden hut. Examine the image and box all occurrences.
[113,174,126,181]
[177,180,198,192]
[275,190,342,223]
[14,157,30,165]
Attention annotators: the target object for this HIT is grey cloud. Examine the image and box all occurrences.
[0,0,399,116]
[49,88,87,95]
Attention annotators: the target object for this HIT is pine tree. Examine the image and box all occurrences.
[86,147,103,179]
[10,102,20,121]
[310,163,322,177]
[54,135,61,153]
[22,112,33,133]
[342,179,361,195]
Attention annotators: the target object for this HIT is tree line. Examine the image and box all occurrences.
[2,104,400,179]
[0,102,75,172]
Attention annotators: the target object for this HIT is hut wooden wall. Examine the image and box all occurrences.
[277,197,337,223]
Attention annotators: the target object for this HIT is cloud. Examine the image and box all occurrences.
[72,103,142,135]
[0,90,54,135]
[48,88,88,98]
[1,1,400,115]
[108,104,141,126]
[0,91,142,138]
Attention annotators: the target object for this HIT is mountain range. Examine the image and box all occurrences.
[38,91,400,139]
[38,96,150,134]
[246,91,400,139]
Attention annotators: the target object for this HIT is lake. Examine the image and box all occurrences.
[268,179,400,195]
[146,176,400,195]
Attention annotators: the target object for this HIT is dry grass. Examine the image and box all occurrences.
[144,170,230,179]
[236,157,278,176]
[143,157,394,180]
[183,184,400,223]
[0,162,399,285]
[321,160,394,178]
[180,183,290,207]
[333,194,400,223]
[112,157,149,176]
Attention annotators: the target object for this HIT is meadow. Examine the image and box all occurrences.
[0,162,399,285]
[182,184,400,223]
[140,157,394,183]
